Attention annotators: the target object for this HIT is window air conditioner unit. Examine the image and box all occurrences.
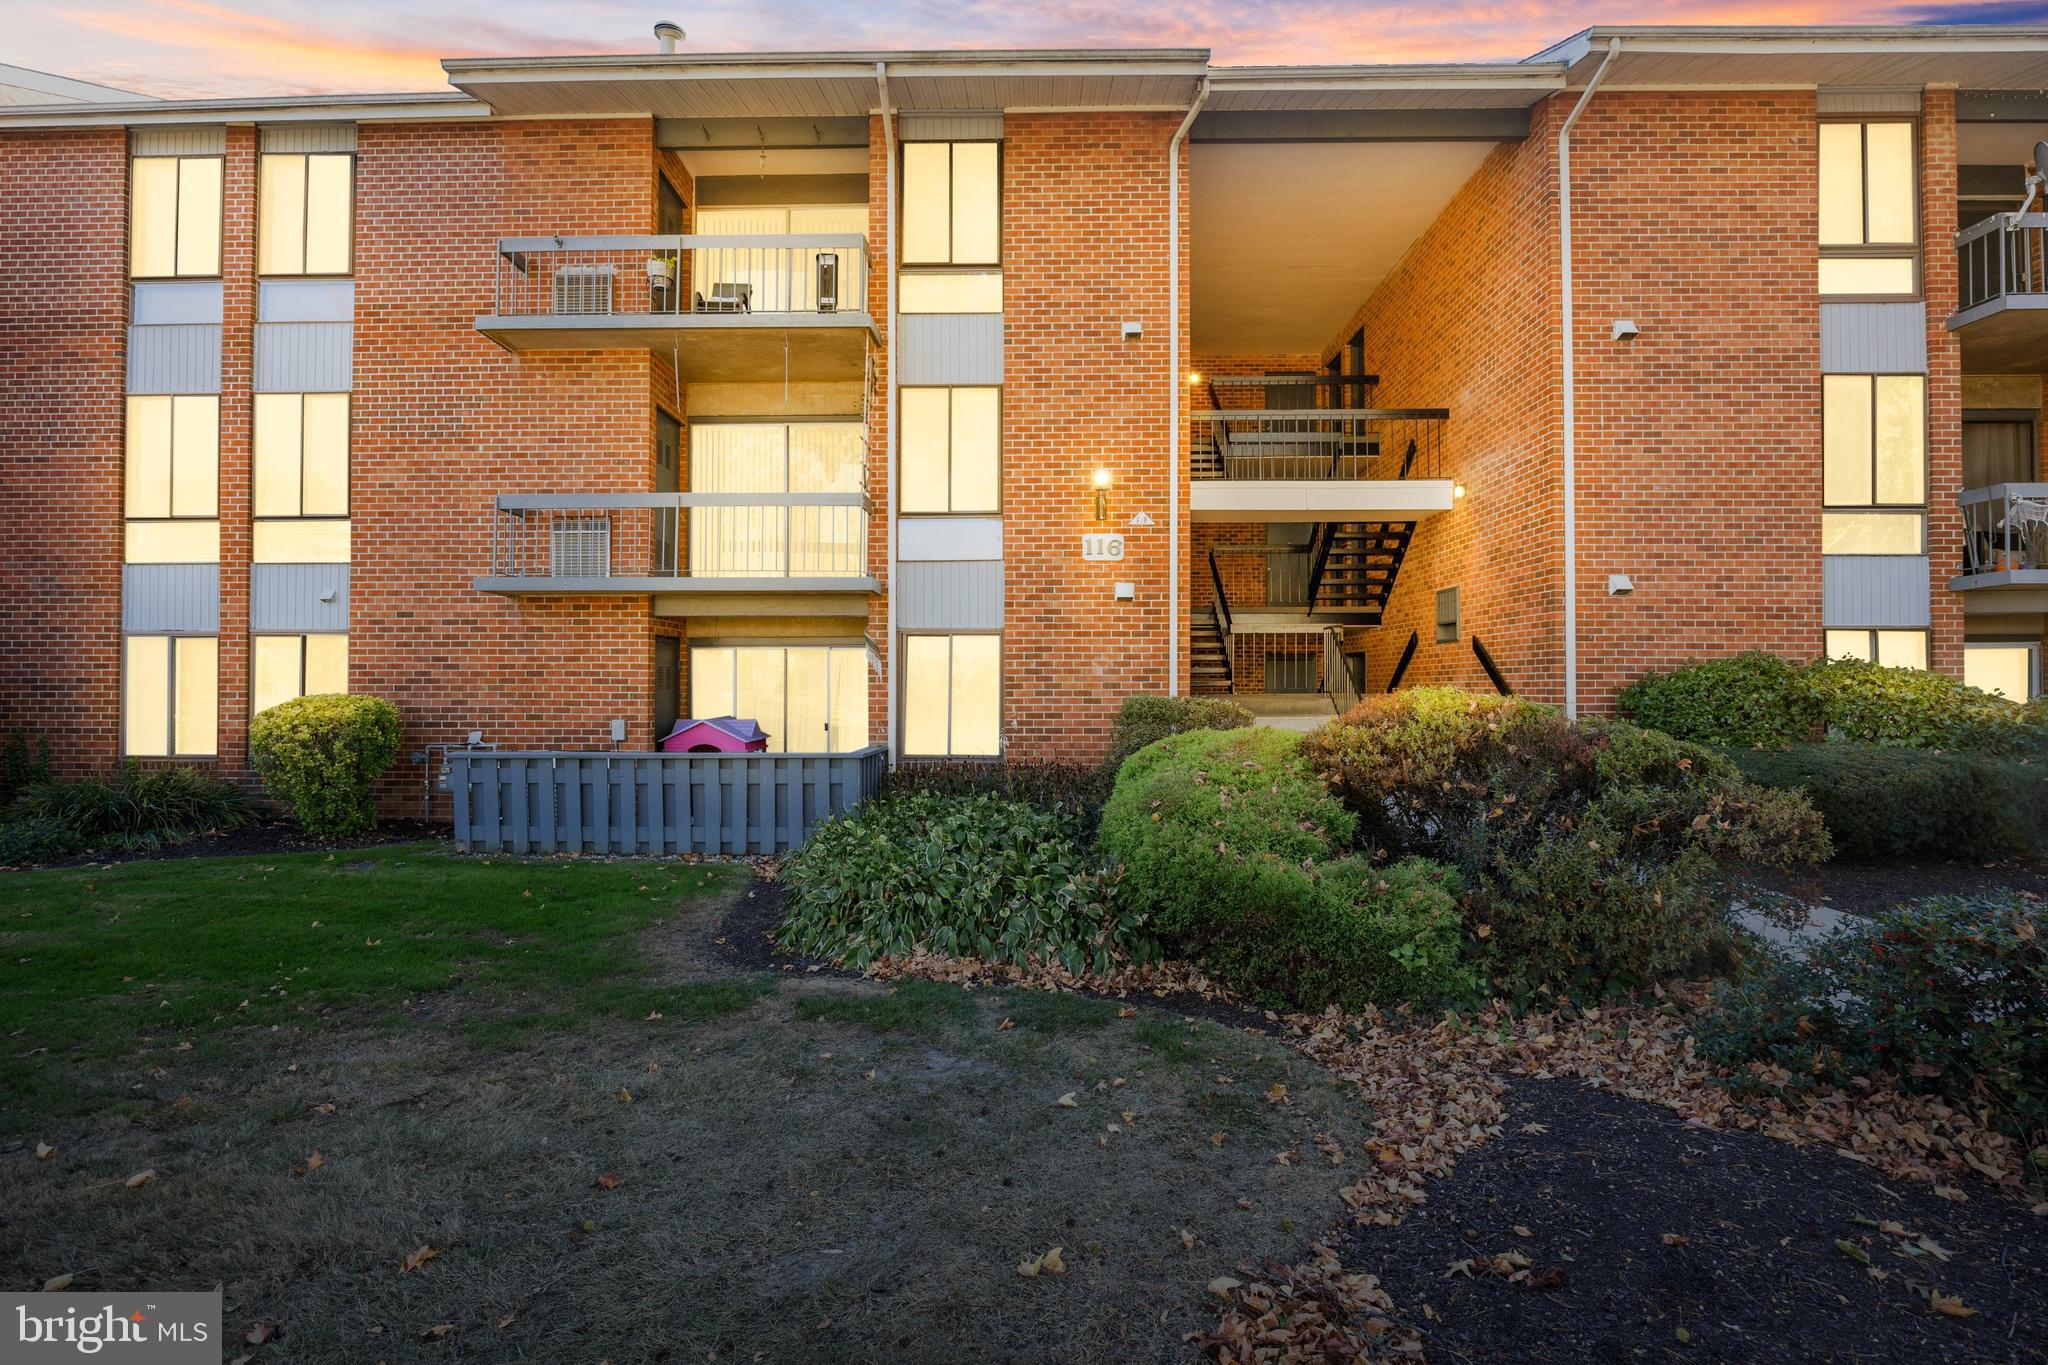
[552,264,616,315]
[550,516,612,578]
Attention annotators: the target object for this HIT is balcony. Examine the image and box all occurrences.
[476,492,877,615]
[1189,407,1453,522]
[1950,213,2048,371]
[1953,483,2048,605]
[476,234,875,380]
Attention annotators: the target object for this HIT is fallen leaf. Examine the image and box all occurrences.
[245,1323,276,1345]
[1056,1092,1078,1108]
[1519,1123,1549,1136]
[1207,1276,1242,1297]
[617,1088,633,1104]
[1041,1247,1066,1275]
[1211,1131,1226,1147]
[643,1011,663,1021]
[1835,1239,1869,1265]
[1179,1228,1199,1250]
[1512,1225,1533,1238]
[124,1169,156,1189]
[997,1018,1015,1031]
[35,1142,55,1160]
[1930,1290,1977,1318]
[399,1245,441,1274]
[293,1150,324,1176]
[42,1273,73,1292]
[1264,1083,1289,1104]
[1662,1232,1690,1246]
[421,1323,455,1340]
[594,1172,623,1190]
[1117,1007,1137,1019]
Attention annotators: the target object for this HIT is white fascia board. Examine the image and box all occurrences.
[1190,479,1454,524]
[0,92,488,129]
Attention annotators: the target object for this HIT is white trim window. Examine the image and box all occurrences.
[689,645,869,753]
[124,635,218,757]
[130,154,222,279]
[252,634,349,716]
[902,633,1001,758]
[1825,627,1928,670]
[1964,642,2040,701]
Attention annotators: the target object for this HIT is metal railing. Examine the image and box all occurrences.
[488,492,872,583]
[1207,548,1235,690]
[1191,408,1447,481]
[1959,482,2048,578]
[1322,629,1358,717]
[1956,213,2048,316]
[491,234,871,319]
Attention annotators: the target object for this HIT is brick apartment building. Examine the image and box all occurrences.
[4,25,2048,821]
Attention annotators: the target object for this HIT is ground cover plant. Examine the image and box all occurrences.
[2,762,259,863]
[249,693,402,835]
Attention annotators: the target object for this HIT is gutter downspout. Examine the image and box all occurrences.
[1557,36,1620,722]
[1168,76,1209,696]
[877,62,899,767]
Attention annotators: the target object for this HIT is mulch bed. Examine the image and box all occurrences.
[1346,1076,2048,1364]
[11,818,449,871]
[1740,858,2048,917]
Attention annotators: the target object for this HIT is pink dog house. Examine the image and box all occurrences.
[659,716,769,753]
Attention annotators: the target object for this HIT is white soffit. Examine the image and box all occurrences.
[1205,63,1564,112]
[677,146,869,176]
[1191,139,1494,355]
[1536,26,2048,90]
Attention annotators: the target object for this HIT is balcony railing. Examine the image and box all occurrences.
[1191,408,1447,482]
[1955,213,2047,318]
[491,234,871,320]
[485,492,873,588]
[1958,482,2048,584]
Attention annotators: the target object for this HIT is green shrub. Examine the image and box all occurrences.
[8,763,258,849]
[779,792,1149,975]
[882,760,1114,831]
[1302,689,1829,991]
[1104,693,1253,768]
[1696,894,2047,1143]
[1617,652,1823,748]
[0,816,84,866]
[1803,656,2039,754]
[1728,742,2048,861]
[0,729,53,807]
[249,694,401,835]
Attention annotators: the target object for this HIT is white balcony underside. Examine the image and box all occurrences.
[1190,478,1454,523]
[474,312,875,380]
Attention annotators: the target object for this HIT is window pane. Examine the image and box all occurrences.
[1822,510,1923,554]
[693,423,787,492]
[1817,123,1864,246]
[1863,122,1915,246]
[126,395,173,518]
[253,393,303,517]
[902,143,952,263]
[691,648,735,718]
[1822,374,1873,506]
[125,520,219,563]
[898,271,1002,314]
[828,646,869,752]
[1875,629,1928,671]
[789,423,864,493]
[785,648,830,753]
[950,142,1000,264]
[170,395,218,518]
[124,636,170,756]
[175,157,221,277]
[1874,375,1925,505]
[902,635,950,755]
[1819,256,1914,295]
[173,636,218,755]
[735,647,787,751]
[302,393,351,515]
[1966,645,2035,701]
[304,633,348,694]
[253,519,350,563]
[251,635,303,716]
[305,154,353,274]
[130,157,179,278]
[1823,629,1872,662]
[949,387,1000,512]
[258,153,307,276]
[949,634,1001,756]
[900,389,951,513]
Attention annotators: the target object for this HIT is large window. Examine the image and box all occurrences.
[1825,628,1928,670]
[125,395,219,520]
[899,388,999,514]
[1822,374,1925,554]
[258,152,353,276]
[689,422,865,578]
[252,634,348,715]
[902,633,1001,758]
[124,635,217,757]
[131,155,222,278]
[691,204,866,311]
[690,645,869,753]
[902,142,999,266]
[254,393,350,517]
[1818,121,1916,296]
[1965,643,2039,701]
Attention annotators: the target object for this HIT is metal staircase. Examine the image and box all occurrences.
[1304,519,1416,623]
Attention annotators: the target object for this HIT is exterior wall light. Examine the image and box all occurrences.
[1452,482,1467,500]
[1092,468,1113,521]
[1186,371,1202,385]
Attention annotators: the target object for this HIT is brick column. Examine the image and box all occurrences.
[1923,87,1966,679]
[216,125,258,776]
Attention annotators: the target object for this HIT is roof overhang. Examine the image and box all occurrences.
[1533,26,2048,91]
[0,91,487,130]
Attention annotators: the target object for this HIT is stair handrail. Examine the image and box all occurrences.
[1207,546,1234,639]
[1322,627,1358,716]
[1212,606,1235,692]
[1304,521,1336,613]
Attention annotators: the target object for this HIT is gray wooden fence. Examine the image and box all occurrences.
[447,746,887,855]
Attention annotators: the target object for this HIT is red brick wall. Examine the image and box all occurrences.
[1921,89,1966,680]
[0,129,127,773]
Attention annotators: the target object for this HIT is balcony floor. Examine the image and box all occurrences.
[474,311,876,381]
[1191,477,1454,523]
[1950,296,2048,373]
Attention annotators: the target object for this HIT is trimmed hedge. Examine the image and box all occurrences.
[882,760,1114,831]
[1104,694,1253,768]
[1727,743,2048,861]
[1616,652,1822,748]
[249,694,402,835]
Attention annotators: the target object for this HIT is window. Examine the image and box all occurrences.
[258,152,353,276]
[254,393,350,516]
[1822,374,1924,554]
[692,205,866,311]
[253,520,352,564]
[900,388,1000,514]
[902,141,999,266]
[252,635,348,715]
[898,272,1003,314]
[902,633,1000,757]
[688,423,865,577]
[1818,121,1916,296]
[1965,643,2039,701]
[124,635,217,757]
[689,645,869,753]
[1434,586,1460,644]
[130,155,222,278]
[1825,628,1928,670]
[125,396,219,520]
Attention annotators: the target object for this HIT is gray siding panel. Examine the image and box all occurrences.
[259,280,353,323]
[122,564,220,633]
[131,282,223,325]
[1815,90,1921,115]
[259,124,356,153]
[254,322,353,392]
[126,324,221,393]
[898,560,1003,629]
[899,112,1003,141]
[251,563,351,633]
[1822,554,1931,628]
[898,313,1003,385]
[1819,303,1928,373]
[130,126,225,156]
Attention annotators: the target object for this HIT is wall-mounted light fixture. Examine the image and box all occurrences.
[1092,468,1113,521]
[1453,482,1467,500]
[1186,371,1202,386]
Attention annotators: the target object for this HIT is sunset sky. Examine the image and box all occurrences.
[4,0,2039,100]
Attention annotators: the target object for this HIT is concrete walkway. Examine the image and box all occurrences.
[1236,694,1339,733]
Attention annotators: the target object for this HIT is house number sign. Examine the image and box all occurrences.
[1081,533,1125,562]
